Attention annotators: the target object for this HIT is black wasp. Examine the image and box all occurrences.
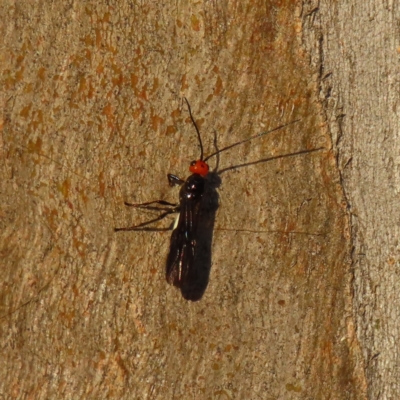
[115,98,323,301]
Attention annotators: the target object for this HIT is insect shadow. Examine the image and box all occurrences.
[115,98,324,301]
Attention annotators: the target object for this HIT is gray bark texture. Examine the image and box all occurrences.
[303,1,400,399]
[0,0,374,399]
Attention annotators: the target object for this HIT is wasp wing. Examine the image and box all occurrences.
[166,194,202,288]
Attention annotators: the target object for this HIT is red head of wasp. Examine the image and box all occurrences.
[115,98,324,301]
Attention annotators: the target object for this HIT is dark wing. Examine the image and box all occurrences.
[166,195,202,288]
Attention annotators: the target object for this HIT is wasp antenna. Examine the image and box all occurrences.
[218,146,325,175]
[204,119,301,162]
[184,97,204,161]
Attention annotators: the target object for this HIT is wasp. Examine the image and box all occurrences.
[115,99,323,300]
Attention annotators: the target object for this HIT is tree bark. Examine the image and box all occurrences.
[303,0,400,398]
[1,1,368,398]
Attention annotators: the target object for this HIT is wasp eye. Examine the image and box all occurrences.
[190,160,196,166]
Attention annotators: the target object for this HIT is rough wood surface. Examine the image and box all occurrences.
[303,0,400,398]
[1,1,366,398]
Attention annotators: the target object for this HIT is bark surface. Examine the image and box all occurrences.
[1,1,367,398]
[303,1,400,398]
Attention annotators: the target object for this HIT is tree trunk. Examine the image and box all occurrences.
[303,1,400,398]
[0,1,371,398]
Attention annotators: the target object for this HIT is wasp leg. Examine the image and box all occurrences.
[124,199,178,211]
[168,174,185,187]
[114,207,179,232]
